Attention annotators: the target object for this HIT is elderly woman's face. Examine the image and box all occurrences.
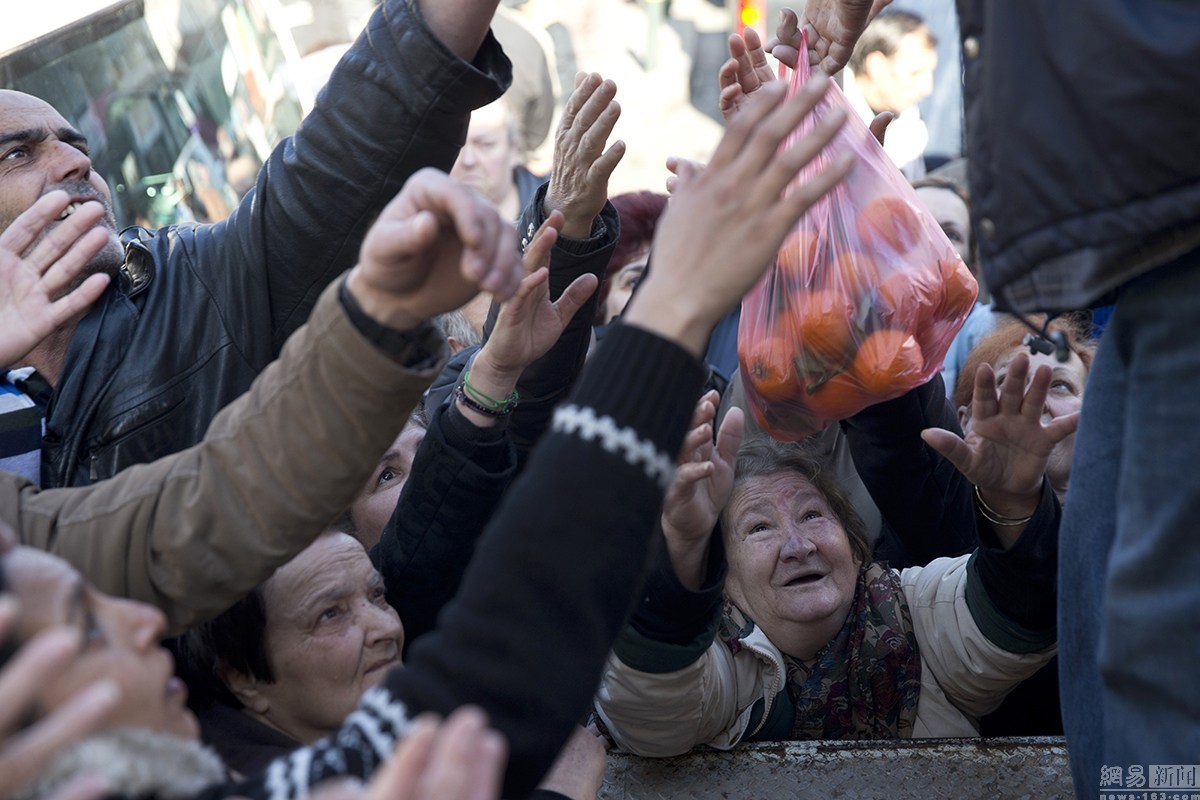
[1,545,199,739]
[247,534,403,744]
[723,472,860,650]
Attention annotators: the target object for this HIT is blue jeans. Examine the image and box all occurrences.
[1060,246,1200,797]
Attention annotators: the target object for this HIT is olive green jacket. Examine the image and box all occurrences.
[3,278,446,634]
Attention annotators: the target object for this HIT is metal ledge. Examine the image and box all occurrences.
[600,737,1073,799]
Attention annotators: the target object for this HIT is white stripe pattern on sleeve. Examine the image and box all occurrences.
[552,404,675,489]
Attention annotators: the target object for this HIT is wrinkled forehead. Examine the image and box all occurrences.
[0,90,70,131]
[728,471,824,523]
[263,532,375,612]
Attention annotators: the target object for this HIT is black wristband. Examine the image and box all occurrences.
[338,277,444,368]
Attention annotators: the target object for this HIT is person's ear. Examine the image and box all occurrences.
[222,668,269,714]
[957,404,971,433]
[446,335,466,354]
[862,50,890,81]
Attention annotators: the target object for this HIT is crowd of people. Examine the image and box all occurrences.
[1,0,1196,798]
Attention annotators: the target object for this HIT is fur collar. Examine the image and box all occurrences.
[16,727,226,800]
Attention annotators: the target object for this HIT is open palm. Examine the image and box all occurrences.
[1,192,110,366]
[922,355,1079,501]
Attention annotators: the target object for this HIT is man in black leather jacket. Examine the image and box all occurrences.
[0,0,510,489]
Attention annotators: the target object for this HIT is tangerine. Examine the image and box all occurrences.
[874,265,940,330]
[790,287,858,370]
[915,317,958,366]
[856,196,925,255]
[740,336,802,404]
[937,257,979,322]
[802,371,873,421]
[747,397,823,442]
[825,249,881,303]
[775,228,821,288]
[847,328,925,397]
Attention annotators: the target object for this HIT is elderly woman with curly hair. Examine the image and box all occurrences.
[596,352,1074,752]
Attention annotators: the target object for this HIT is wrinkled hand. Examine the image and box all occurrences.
[0,191,112,366]
[544,73,625,240]
[535,724,608,800]
[626,78,853,356]
[349,169,522,331]
[921,354,1079,518]
[769,2,890,76]
[475,212,599,378]
[661,392,744,590]
[0,601,120,800]
[359,707,506,800]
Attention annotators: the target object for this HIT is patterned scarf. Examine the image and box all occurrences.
[721,562,922,740]
[781,562,921,739]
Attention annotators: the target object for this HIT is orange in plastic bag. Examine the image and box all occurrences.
[737,32,978,441]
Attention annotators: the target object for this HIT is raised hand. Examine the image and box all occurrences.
[718,26,778,122]
[348,169,523,332]
[0,191,112,366]
[769,2,890,76]
[921,354,1080,536]
[661,392,745,590]
[716,23,894,145]
[625,77,853,356]
[474,213,599,379]
[544,73,626,240]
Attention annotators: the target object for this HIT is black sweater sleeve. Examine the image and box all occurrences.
[423,187,619,464]
[965,478,1060,652]
[209,323,706,800]
[372,401,517,654]
[840,372,978,565]
[612,531,727,674]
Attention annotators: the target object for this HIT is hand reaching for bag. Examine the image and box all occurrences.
[661,391,744,590]
[717,25,893,146]
[921,354,1080,546]
[460,212,599,427]
[625,77,852,357]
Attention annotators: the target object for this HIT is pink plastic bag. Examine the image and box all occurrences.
[737,35,977,441]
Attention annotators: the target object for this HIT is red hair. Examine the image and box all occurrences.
[598,191,669,323]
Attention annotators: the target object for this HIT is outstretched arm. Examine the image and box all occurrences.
[14,171,521,634]
[197,0,511,354]
[212,72,853,800]
[377,214,597,650]
[922,355,1078,548]
[922,356,1077,643]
